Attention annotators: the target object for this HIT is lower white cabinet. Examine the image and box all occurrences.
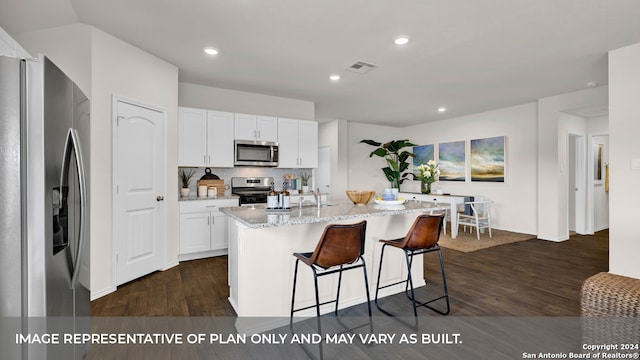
[179,198,238,260]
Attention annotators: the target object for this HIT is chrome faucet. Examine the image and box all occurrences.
[313,188,321,208]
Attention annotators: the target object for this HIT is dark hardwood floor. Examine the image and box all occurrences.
[91,230,608,317]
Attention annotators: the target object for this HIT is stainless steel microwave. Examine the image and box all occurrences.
[234,140,279,167]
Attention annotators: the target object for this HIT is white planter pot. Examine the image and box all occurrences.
[302,186,309,193]
[180,188,191,197]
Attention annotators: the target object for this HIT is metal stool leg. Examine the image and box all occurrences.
[335,265,344,316]
[290,259,300,323]
[374,244,391,315]
[436,248,451,315]
[361,259,372,317]
[404,251,419,317]
[312,268,321,317]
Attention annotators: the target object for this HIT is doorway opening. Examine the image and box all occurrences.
[590,134,609,232]
[568,133,586,235]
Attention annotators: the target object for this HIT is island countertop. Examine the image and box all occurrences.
[219,201,448,228]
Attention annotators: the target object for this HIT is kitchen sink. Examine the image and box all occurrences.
[294,203,336,208]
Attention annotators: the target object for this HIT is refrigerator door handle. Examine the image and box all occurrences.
[60,128,87,289]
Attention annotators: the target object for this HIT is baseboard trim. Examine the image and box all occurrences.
[178,249,228,262]
[162,260,180,271]
[91,285,117,301]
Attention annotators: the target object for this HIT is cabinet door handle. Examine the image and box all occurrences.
[257,130,261,139]
[208,154,211,164]
[299,158,302,166]
[204,154,206,164]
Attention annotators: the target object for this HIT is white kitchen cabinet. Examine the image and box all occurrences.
[178,107,234,167]
[277,118,318,168]
[234,113,278,142]
[207,110,235,167]
[179,212,211,254]
[179,198,239,260]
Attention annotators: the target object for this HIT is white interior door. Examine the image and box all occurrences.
[114,99,165,286]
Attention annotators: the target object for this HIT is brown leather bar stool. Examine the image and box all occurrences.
[290,220,371,320]
[374,214,450,317]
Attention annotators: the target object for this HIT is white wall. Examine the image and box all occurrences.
[318,119,349,201]
[401,103,538,234]
[347,122,405,196]
[609,42,640,280]
[0,25,31,58]
[14,24,92,98]
[345,103,538,234]
[178,82,314,121]
[91,28,179,297]
[558,113,588,237]
[16,24,179,298]
[537,86,608,241]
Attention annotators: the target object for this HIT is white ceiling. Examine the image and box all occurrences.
[3,0,640,126]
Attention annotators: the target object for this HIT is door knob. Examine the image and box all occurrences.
[156,196,164,201]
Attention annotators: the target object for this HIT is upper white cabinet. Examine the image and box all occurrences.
[234,113,278,142]
[178,107,234,167]
[278,118,318,168]
[207,110,235,167]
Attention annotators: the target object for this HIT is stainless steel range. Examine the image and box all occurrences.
[231,177,274,206]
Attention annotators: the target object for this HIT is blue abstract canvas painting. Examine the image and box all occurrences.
[438,141,466,181]
[470,136,505,182]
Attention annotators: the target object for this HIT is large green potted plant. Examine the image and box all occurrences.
[360,139,416,189]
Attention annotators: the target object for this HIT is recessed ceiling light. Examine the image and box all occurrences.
[587,81,599,88]
[203,47,219,55]
[394,36,410,45]
[329,74,340,81]
[437,107,447,113]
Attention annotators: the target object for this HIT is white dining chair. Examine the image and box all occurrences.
[457,201,493,240]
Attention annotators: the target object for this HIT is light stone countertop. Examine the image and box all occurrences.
[219,200,448,228]
[178,194,239,201]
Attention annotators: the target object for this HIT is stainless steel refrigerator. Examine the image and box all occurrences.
[0,55,90,359]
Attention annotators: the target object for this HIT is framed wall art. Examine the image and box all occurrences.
[470,136,505,182]
[593,143,603,184]
[412,144,435,172]
[438,141,466,181]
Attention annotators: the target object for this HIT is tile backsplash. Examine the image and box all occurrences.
[178,167,314,194]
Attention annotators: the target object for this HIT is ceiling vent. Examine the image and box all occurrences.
[345,61,378,74]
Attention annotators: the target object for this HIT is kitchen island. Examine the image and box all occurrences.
[220,201,448,331]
